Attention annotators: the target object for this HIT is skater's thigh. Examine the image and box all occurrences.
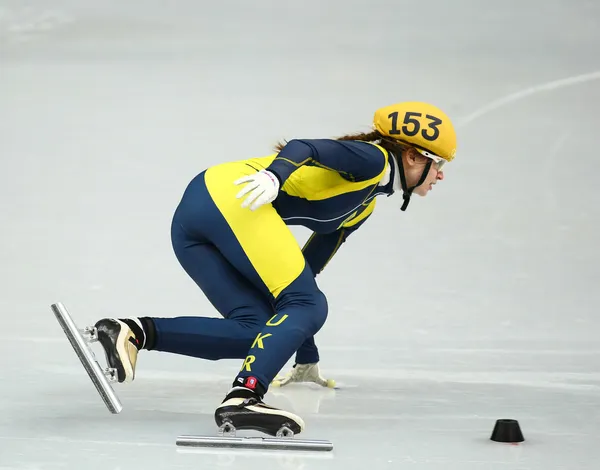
[171,210,274,325]
[202,164,307,300]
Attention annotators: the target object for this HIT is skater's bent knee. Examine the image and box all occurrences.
[274,288,328,335]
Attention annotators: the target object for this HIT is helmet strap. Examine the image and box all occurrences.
[394,152,433,211]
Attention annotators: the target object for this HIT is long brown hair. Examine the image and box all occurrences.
[273,129,409,155]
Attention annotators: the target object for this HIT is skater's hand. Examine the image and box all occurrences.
[234,170,280,211]
[272,363,336,388]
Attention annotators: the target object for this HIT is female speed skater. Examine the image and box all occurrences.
[93,101,458,436]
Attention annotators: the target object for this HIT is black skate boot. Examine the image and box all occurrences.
[215,384,305,437]
[94,318,145,383]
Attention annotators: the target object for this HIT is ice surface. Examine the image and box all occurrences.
[1,0,599,468]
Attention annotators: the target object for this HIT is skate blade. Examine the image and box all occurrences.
[176,435,333,452]
[51,302,123,414]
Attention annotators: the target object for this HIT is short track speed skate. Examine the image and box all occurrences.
[176,423,333,451]
[50,302,123,414]
[177,388,333,452]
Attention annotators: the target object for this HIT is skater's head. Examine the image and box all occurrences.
[372,101,457,210]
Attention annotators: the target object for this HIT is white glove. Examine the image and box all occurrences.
[272,363,336,388]
[234,170,280,211]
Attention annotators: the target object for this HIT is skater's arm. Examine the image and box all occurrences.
[295,201,375,370]
[302,200,376,276]
[266,139,387,186]
[302,231,353,276]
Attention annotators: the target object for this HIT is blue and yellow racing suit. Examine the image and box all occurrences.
[149,138,397,394]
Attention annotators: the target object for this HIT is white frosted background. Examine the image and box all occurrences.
[1,1,599,469]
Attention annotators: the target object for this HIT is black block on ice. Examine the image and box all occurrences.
[491,419,525,443]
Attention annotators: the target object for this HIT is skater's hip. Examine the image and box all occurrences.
[172,164,306,299]
[173,163,284,236]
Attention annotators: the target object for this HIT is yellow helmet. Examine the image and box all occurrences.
[373,101,457,164]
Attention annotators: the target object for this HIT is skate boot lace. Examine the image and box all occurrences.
[239,397,260,408]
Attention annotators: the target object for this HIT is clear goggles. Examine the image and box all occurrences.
[417,148,446,171]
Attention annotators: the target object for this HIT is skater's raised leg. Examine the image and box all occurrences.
[147,227,276,360]
[93,205,278,378]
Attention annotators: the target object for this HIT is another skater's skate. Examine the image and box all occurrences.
[94,317,145,383]
[215,385,305,437]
